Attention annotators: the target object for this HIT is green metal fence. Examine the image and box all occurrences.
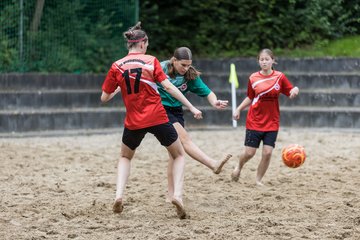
[0,0,138,73]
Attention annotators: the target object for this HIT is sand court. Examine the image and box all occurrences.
[0,127,359,239]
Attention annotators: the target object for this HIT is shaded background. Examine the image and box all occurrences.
[1,0,359,73]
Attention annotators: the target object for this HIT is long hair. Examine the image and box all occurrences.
[167,47,201,81]
[123,22,148,49]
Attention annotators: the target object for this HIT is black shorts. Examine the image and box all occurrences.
[244,129,278,148]
[164,106,185,127]
[122,122,178,150]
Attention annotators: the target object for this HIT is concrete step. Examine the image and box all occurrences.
[1,106,359,132]
[0,73,104,90]
[193,57,360,73]
[0,89,107,109]
[1,58,359,133]
[200,72,360,90]
[280,90,360,107]
[2,89,359,109]
[187,89,360,108]
[183,106,360,128]
[2,71,360,91]
[0,107,126,133]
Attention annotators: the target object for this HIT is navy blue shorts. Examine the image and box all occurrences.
[244,129,278,148]
[164,106,185,127]
[122,122,178,150]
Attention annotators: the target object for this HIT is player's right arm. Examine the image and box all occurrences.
[233,97,252,120]
[153,58,202,119]
[101,66,121,103]
[161,79,202,119]
[234,80,253,120]
[101,86,121,103]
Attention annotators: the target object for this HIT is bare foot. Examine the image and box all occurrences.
[171,198,186,219]
[113,198,123,214]
[231,167,240,182]
[256,181,264,187]
[213,154,233,174]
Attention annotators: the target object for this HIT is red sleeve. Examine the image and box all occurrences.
[153,58,167,83]
[247,80,255,99]
[102,65,118,94]
[280,74,293,97]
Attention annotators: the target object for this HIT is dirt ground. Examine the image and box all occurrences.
[1,127,359,240]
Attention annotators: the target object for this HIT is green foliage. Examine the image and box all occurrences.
[0,38,19,72]
[24,0,129,72]
[0,0,359,72]
[141,0,360,59]
[0,0,21,72]
[0,0,133,73]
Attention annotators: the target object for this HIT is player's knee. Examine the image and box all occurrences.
[179,133,192,146]
[120,151,135,160]
[244,149,256,159]
[167,140,185,159]
[262,148,273,158]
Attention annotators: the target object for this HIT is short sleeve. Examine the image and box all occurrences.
[280,74,293,96]
[153,58,168,83]
[247,80,255,99]
[188,76,211,97]
[102,66,118,94]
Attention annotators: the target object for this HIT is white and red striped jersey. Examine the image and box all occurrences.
[102,53,169,130]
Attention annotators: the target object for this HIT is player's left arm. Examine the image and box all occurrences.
[289,86,299,99]
[281,74,299,99]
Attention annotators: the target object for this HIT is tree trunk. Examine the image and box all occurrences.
[30,0,45,32]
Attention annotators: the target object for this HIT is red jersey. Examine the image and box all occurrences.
[246,70,293,131]
[102,53,169,130]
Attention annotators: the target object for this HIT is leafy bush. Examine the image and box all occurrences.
[0,0,359,72]
[140,0,360,59]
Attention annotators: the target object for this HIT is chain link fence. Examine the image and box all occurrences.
[0,0,138,73]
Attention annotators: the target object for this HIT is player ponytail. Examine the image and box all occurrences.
[123,22,148,49]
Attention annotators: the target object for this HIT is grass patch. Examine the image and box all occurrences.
[277,35,360,58]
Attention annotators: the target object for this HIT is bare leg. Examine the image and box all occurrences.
[231,146,256,182]
[256,145,273,186]
[166,138,187,219]
[113,143,135,214]
[167,152,174,202]
[173,123,231,174]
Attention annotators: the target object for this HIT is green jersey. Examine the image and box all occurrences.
[158,60,211,107]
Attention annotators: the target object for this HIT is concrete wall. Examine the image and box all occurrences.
[0,58,359,133]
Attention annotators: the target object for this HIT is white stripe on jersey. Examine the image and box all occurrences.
[140,79,159,93]
[252,74,282,106]
[114,63,158,93]
[114,64,123,73]
[122,61,154,71]
[251,76,278,88]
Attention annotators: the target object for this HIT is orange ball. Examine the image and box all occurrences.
[281,144,306,168]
